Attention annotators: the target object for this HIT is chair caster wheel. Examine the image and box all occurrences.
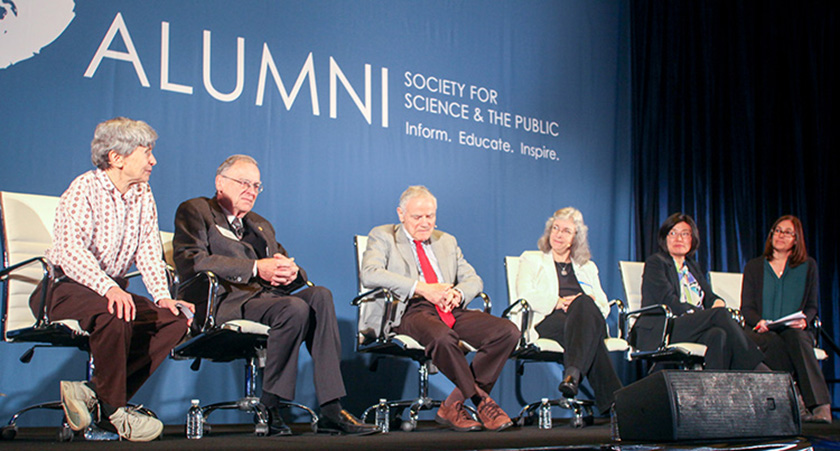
[1,425,18,440]
[400,420,415,432]
[570,417,584,428]
[254,423,269,436]
[57,425,74,442]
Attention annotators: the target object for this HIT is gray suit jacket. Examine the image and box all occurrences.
[173,197,306,323]
[360,224,482,331]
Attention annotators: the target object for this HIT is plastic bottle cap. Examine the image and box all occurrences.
[379,398,387,403]
[191,399,200,404]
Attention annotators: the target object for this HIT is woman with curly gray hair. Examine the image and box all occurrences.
[515,207,622,414]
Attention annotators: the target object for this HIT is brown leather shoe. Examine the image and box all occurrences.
[477,396,513,432]
[435,401,482,432]
[808,404,833,424]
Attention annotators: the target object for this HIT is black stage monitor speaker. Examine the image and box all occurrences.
[613,370,800,441]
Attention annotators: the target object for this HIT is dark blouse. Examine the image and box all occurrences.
[762,259,808,320]
[554,261,583,298]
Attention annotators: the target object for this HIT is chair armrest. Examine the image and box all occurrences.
[351,287,391,306]
[0,256,53,327]
[609,299,626,339]
[351,287,396,344]
[623,304,674,351]
[726,307,744,327]
[502,298,530,349]
[466,292,491,313]
[176,270,219,333]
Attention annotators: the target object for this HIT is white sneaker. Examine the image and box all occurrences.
[59,381,98,431]
[108,406,164,442]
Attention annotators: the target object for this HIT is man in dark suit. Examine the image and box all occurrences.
[360,185,518,432]
[173,154,376,435]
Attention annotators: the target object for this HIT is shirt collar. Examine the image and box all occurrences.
[218,204,240,225]
[402,225,429,245]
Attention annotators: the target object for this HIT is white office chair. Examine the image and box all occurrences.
[0,191,165,441]
[618,261,706,370]
[351,235,486,432]
[167,237,318,436]
[501,255,627,428]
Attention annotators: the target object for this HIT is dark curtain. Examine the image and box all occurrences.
[630,0,840,389]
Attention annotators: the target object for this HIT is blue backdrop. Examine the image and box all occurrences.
[0,0,631,425]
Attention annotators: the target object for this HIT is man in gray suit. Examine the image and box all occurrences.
[173,155,376,436]
[361,186,518,432]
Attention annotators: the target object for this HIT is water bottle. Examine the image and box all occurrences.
[374,398,389,433]
[538,398,552,429]
[186,399,204,439]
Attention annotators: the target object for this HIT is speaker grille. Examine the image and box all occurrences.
[614,370,800,441]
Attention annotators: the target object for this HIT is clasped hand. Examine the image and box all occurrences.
[555,293,582,312]
[417,282,461,312]
[257,253,299,286]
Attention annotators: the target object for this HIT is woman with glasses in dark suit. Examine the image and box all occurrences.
[635,213,765,371]
[742,215,831,423]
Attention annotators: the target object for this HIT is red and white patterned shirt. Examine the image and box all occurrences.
[46,169,170,303]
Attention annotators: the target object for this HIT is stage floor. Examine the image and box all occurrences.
[3,419,838,450]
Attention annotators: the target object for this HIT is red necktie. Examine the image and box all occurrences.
[414,240,456,328]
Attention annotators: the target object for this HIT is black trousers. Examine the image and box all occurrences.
[747,328,830,408]
[670,308,764,370]
[241,286,346,405]
[535,295,622,412]
[394,299,519,400]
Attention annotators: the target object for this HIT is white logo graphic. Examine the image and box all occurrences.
[0,0,75,69]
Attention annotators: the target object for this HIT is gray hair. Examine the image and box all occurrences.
[216,154,259,176]
[399,185,437,210]
[537,207,591,266]
[90,117,158,169]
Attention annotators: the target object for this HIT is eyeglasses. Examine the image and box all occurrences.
[221,175,264,193]
[551,225,575,236]
[773,228,796,238]
[668,230,692,239]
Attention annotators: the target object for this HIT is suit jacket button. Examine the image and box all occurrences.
[236,277,242,282]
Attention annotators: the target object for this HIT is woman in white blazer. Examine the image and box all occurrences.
[516,207,622,414]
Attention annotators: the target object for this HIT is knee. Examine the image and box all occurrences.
[705,327,727,347]
[781,329,814,348]
[569,296,605,324]
[306,286,335,310]
[94,312,133,341]
[485,318,520,348]
[269,297,310,328]
[425,328,460,351]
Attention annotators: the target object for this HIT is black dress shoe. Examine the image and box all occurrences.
[267,406,292,436]
[319,409,379,435]
[558,374,579,398]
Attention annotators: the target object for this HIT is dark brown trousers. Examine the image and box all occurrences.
[30,273,188,407]
[394,299,519,399]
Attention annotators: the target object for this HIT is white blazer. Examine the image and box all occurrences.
[515,250,610,339]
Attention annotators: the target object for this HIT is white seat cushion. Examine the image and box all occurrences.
[605,337,629,353]
[815,348,828,361]
[220,320,270,335]
[667,342,707,357]
[391,334,477,353]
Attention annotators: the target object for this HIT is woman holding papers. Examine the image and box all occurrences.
[742,215,830,423]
